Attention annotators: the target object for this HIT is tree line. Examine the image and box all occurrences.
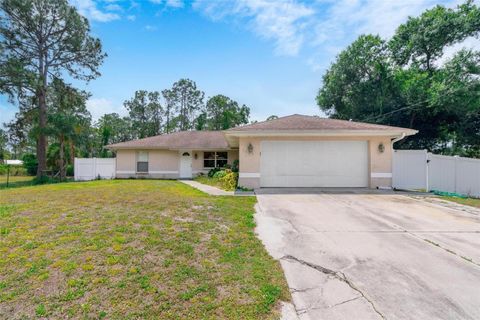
[0,0,250,177]
[317,1,480,157]
[1,76,251,177]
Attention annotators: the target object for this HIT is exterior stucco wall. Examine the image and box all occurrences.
[115,149,179,179]
[237,136,394,189]
[115,149,238,179]
[192,150,239,176]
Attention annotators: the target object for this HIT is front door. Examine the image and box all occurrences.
[179,151,193,179]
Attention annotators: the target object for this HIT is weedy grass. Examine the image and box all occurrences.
[442,196,480,209]
[194,175,226,190]
[0,176,35,189]
[0,179,289,319]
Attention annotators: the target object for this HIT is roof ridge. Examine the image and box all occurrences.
[227,114,319,131]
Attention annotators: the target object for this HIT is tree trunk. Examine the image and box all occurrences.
[70,141,75,165]
[59,133,65,180]
[36,86,47,178]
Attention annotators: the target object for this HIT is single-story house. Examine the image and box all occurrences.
[106,114,417,189]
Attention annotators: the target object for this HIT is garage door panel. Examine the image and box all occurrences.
[260,141,368,187]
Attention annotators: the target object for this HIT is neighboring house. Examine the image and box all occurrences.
[5,160,23,165]
[107,114,417,189]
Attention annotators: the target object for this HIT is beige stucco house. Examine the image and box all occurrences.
[106,114,417,189]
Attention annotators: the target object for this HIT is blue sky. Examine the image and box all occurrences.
[1,0,478,125]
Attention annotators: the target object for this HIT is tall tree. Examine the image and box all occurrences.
[0,128,8,162]
[124,90,164,139]
[317,1,480,155]
[95,113,132,156]
[317,34,399,122]
[204,94,250,130]
[161,88,176,133]
[168,79,204,131]
[0,0,105,177]
[47,78,90,179]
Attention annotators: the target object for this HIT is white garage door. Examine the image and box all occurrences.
[260,141,369,187]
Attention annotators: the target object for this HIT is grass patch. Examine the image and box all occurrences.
[0,175,73,189]
[0,175,34,189]
[442,196,480,208]
[194,175,226,190]
[0,180,289,319]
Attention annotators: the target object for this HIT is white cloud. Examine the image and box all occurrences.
[127,14,136,21]
[165,0,184,8]
[150,0,184,7]
[144,25,158,31]
[71,0,120,22]
[105,3,123,11]
[193,0,478,70]
[194,0,314,56]
[86,98,125,121]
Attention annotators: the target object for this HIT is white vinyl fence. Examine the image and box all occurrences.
[393,150,480,197]
[74,158,116,181]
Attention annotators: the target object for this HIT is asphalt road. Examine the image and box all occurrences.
[255,189,480,320]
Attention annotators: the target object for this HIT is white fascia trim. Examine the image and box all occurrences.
[225,129,418,137]
[149,171,179,174]
[116,170,135,174]
[371,172,392,178]
[239,172,260,178]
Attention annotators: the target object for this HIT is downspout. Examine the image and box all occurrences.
[391,132,406,145]
[388,133,407,191]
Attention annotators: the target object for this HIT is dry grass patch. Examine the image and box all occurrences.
[0,180,289,319]
[442,196,480,208]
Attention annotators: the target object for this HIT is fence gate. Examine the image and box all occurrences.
[392,150,428,191]
[74,158,116,181]
[393,150,480,197]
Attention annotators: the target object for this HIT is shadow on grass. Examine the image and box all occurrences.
[0,176,73,189]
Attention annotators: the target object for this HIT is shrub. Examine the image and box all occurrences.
[0,164,27,176]
[232,160,239,173]
[22,153,38,176]
[213,170,227,179]
[66,164,74,177]
[219,170,238,191]
[208,167,221,177]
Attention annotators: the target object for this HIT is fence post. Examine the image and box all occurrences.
[74,158,77,181]
[454,156,458,194]
[93,157,97,179]
[425,151,430,192]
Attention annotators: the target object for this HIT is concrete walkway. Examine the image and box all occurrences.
[179,180,234,196]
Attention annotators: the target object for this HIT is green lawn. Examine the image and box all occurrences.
[0,175,35,189]
[0,180,289,319]
[442,196,480,208]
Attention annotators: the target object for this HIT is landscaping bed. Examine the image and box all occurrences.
[0,180,289,319]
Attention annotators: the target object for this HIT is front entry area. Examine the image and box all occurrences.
[260,140,369,187]
[179,151,192,178]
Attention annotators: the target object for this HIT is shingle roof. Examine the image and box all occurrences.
[106,131,229,150]
[227,114,416,132]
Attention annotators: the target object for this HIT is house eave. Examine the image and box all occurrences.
[224,129,418,138]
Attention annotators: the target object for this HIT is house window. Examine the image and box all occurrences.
[137,151,149,173]
[203,151,228,168]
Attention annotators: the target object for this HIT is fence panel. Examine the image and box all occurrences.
[428,154,456,193]
[74,158,116,181]
[393,151,480,197]
[392,150,427,190]
[455,157,480,198]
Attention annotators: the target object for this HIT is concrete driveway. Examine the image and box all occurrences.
[254,189,480,320]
